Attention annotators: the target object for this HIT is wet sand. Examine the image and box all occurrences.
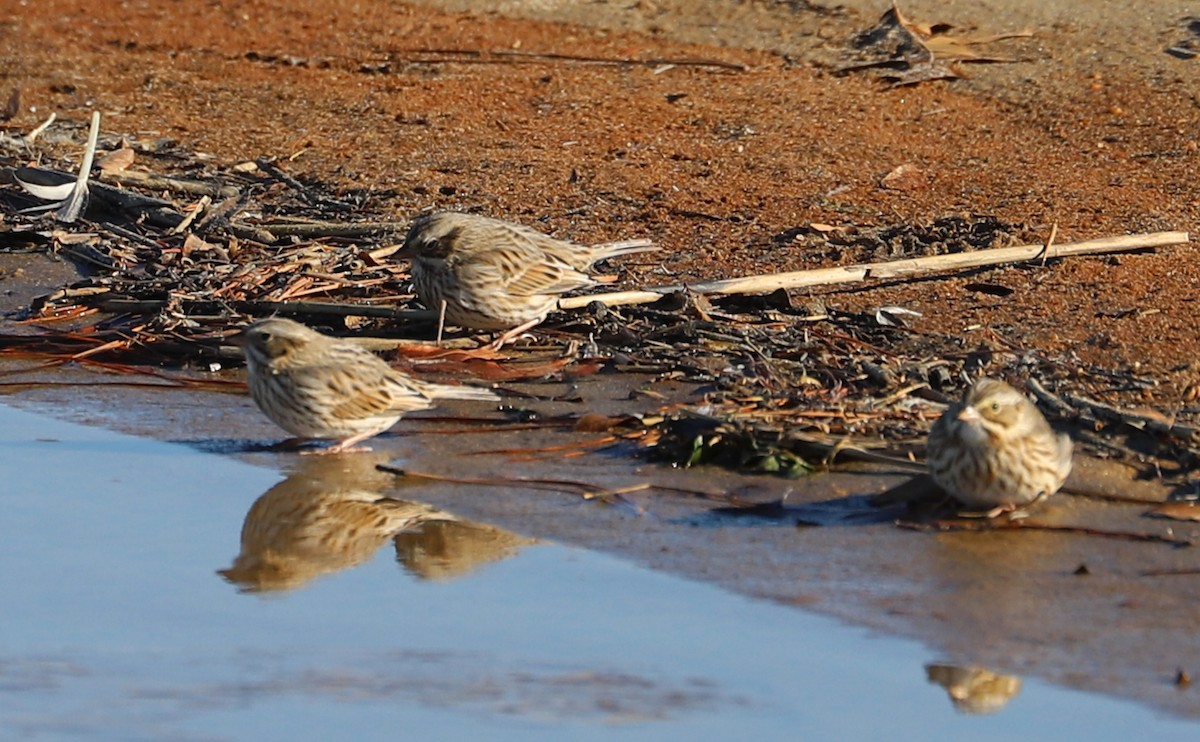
[2,358,1199,722]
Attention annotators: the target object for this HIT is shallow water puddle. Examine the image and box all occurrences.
[1,402,1196,740]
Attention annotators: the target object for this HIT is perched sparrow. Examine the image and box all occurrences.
[926,377,1072,513]
[232,317,498,454]
[398,211,657,347]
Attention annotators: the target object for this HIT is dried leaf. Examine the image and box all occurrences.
[573,413,625,432]
[880,162,925,190]
[923,35,1017,64]
[892,6,935,39]
[892,3,1031,62]
[50,230,100,246]
[563,358,605,379]
[1144,503,1200,522]
[182,233,214,254]
[395,344,507,362]
[848,3,1030,87]
[98,146,136,173]
[937,29,1032,59]
[364,243,403,263]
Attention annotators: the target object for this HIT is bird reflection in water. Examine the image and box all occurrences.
[219,453,535,592]
[925,663,1022,714]
[394,519,537,582]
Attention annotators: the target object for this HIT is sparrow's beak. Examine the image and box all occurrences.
[392,240,415,259]
[228,329,249,348]
[957,405,982,424]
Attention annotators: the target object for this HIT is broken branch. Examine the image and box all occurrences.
[560,230,1190,309]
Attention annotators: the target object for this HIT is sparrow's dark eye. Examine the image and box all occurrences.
[258,331,272,342]
[991,402,1000,411]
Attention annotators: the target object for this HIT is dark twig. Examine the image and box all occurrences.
[193,191,250,234]
[255,220,409,237]
[376,464,650,511]
[495,49,749,71]
[100,222,166,250]
[100,169,240,199]
[94,298,434,322]
[1062,392,1200,440]
[400,47,749,71]
[897,518,1194,546]
[1024,376,1076,418]
[255,158,355,210]
[378,464,603,493]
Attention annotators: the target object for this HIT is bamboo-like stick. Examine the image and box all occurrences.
[56,110,101,223]
[559,230,1190,310]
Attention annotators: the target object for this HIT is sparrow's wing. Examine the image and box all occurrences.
[455,242,595,297]
[302,347,436,420]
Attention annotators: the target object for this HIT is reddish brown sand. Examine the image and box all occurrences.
[5,0,1198,400]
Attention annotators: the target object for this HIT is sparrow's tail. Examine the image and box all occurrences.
[589,238,659,262]
[422,382,501,403]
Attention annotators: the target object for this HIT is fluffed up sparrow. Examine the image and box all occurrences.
[398,211,657,347]
[926,377,1072,514]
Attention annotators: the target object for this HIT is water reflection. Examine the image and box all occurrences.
[219,454,535,592]
[906,528,1058,718]
[396,519,538,582]
[926,663,1023,714]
